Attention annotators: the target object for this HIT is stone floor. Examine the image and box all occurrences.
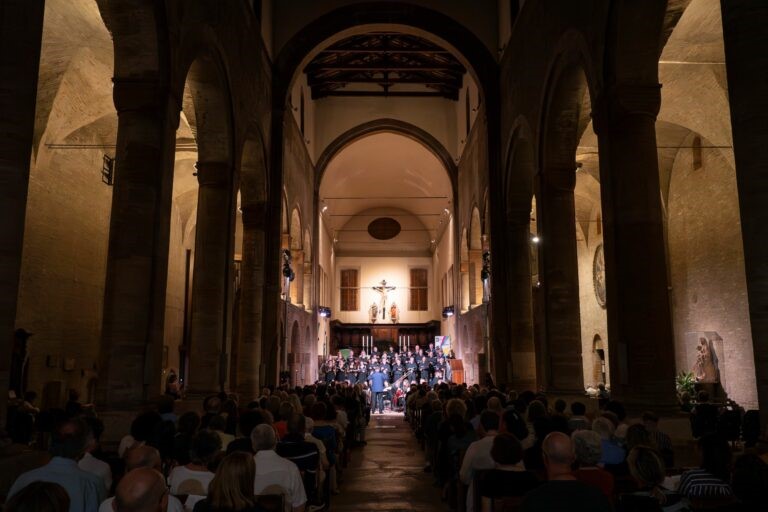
[332,412,444,512]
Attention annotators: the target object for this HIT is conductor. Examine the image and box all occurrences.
[369,365,388,414]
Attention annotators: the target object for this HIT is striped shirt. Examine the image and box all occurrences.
[678,469,732,498]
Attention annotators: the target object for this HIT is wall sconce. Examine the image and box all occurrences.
[318,306,332,318]
[442,305,455,318]
[531,235,540,244]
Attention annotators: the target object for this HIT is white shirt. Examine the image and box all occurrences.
[253,450,307,511]
[460,433,498,512]
[167,465,214,496]
[79,452,113,492]
[99,495,184,512]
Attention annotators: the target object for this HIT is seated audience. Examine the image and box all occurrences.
[0,428,50,499]
[99,445,183,512]
[174,411,201,465]
[118,411,162,458]
[114,468,168,512]
[209,415,235,450]
[193,452,266,512]
[274,402,295,440]
[77,417,112,493]
[228,410,269,455]
[643,411,674,468]
[620,446,688,512]
[593,416,625,466]
[568,401,590,432]
[727,453,768,510]
[625,423,656,452]
[678,433,733,500]
[168,430,220,496]
[460,410,501,512]
[4,481,70,512]
[277,414,320,504]
[474,433,539,508]
[7,418,107,512]
[521,432,611,512]
[572,430,614,498]
[251,424,307,512]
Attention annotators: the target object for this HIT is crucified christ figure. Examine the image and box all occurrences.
[372,279,396,320]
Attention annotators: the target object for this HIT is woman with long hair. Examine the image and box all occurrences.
[193,452,265,512]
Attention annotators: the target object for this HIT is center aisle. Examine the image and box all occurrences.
[331,412,444,512]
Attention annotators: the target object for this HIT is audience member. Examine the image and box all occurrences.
[168,430,220,496]
[193,452,266,512]
[728,453,768,510]
[4,481,70,512]
[460,410,500,512]
[520,432,611,512]
[114,468,168,512]
[251,424,307,512]
[592,416,625,466]
[276,413,320,504]
[473,433,539,510]
[620,446,688,511]
[643,411,674,467]
[0,427,50,499]
[568,401,590,432]
[209,415,235,450]
[77,416,112,493]
[678,433,733,500]
[7,418,107,512]
[174,411,201,465]
[572,430,614,498]
[228,410,268,455]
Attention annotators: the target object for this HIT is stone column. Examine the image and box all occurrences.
[537,165,584,394]
[0,0,44,422]
[506,210,537,391]
[595,84,677,410]
[469,249,483,307]
[721,0,768,421]
[303,262,312,311]
[460,263,470,312]
[187,162,234,395]
[237,204,266,401]
[291,250,304,306]
[99,78,178,406]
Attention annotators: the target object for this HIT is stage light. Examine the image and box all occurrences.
[442,305,455,318]
[531,236,540,244]
[318,306,332,318]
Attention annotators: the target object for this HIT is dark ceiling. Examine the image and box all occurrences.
[304,32,466,100]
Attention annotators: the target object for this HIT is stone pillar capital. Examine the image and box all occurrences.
[593,83,662,133]
[196,161,231,187]
[241,203,267,229]
[112,77,166,113]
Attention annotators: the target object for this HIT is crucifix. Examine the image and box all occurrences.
[372,279,396,320]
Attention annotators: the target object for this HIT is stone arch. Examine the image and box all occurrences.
[290,208,302,250]
[535,34,600,395]
[314,118,458,191]
[181,51,235,166]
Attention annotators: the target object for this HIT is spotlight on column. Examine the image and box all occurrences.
[531,236,540,244]
[442,305,455,318]
[318,306,332,318]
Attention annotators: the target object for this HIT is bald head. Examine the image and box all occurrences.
[114,468,167,512]
[543,431,575,465]
[124,445,161,471]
